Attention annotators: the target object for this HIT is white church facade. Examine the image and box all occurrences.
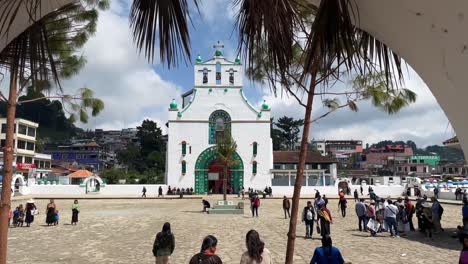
[166,45,273,194]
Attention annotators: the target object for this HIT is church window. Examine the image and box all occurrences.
[252,161,257,175]
[203,68,208,84]
[216,63,221,84]
[253,142,258,156]
[209,110,231,144]
[182,160,187,175]
[182,141,187,156]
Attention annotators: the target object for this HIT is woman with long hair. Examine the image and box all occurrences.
[45,199,56,226]
[310,235,345,264]
[189,235,222,264]
[153,222,175,264]
[240,230,272,264]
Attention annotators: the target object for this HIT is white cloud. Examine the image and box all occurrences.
[62,1,181,130]
[262,67,452,147]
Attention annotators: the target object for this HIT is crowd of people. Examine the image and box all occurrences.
[152,223,345,264]
[8,199,80,227]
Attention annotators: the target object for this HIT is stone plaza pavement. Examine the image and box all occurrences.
[6,196,462,263]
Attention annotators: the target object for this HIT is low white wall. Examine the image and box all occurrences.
[422,189,456,200]
[270,185,405,197]
[26,184,168,196]
[100,185,167,196]
[25,184,405,198]
[29,185,84,195]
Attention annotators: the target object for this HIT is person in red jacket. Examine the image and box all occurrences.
[404,197,416,231]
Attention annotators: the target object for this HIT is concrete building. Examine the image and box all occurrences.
[271,151,337,187]
[44,141,102,171]
[362,144,414,169]
[0,118,51,178]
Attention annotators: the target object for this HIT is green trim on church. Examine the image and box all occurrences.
[194,146,244,194]
[208,110,231,144]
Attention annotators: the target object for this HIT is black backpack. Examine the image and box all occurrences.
[438,204,444,217]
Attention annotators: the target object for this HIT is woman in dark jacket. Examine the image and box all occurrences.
[153,222,175,264]
[25,199,37,227]
[189,235,222,264]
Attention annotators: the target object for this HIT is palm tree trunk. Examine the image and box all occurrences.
[285,60,319,264]
[223,165,228,201]
[0,67,18,264]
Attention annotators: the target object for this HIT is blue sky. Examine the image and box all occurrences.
[56,0,454,148]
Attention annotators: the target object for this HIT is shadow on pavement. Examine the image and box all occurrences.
[398,228,461,251]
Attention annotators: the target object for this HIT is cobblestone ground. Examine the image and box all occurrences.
[6,197,462,263]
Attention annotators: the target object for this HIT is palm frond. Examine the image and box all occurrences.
[235,0,299,77]
[0,1,105,90]
[302,0,357,83]
[130,0,199,67]
[357,30,404,88]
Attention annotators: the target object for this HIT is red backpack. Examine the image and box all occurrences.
[254,197,260,207]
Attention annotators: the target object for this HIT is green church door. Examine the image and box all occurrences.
[194,146,244,194]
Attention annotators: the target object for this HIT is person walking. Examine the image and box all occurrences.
[46,199,56,226]
[367,201,377,236]
[404,197,415,231]
[268,187,272,198]
[240,230,272,264]
[71,200,80,225]
[353,189,359,202]
[317,203,332,237]
[25,199,37,227]
[431,197,444,233]
[189,235,223,264]
[153,222,175,264]
[463,198,468,229]
[158,186,164,197]
[355,199,368,232]
[384,199,399,237]
[251,194,260,218]
[315,190,321,199]
[360,185,363,196]
[310,235,345,264]
[338,196,347,218]
[241,187,245,200]
[322,195,329,208]
[142,186,147,198]
[415,197,425,232]
[434,186,439,199]
[283,196,291,219]
[421,203,433,239]
[302,201,315,239]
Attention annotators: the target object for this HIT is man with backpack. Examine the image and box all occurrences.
[251,193,260,217]
[302,201,316,239]
[431,197,444,233]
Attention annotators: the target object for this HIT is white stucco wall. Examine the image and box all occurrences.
[167,56,273,191]
[27,184,168,196]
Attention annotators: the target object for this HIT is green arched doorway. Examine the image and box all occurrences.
[194,146,244,194]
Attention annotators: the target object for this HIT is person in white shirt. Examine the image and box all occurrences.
[384,199,399,237]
